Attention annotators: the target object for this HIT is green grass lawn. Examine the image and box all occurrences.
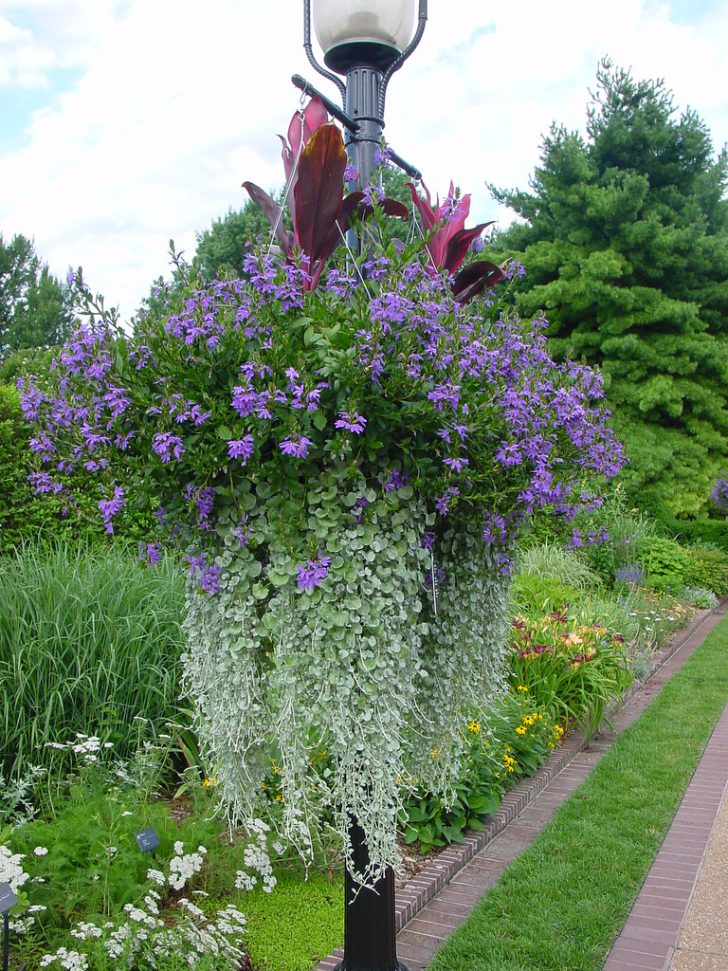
[427,612,728,971]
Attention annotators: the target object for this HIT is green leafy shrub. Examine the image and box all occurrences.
[507,610,633,735]
[684,546,728,595]
[0,543,185,778]
[510,574,585,614]
[637,535,693,592]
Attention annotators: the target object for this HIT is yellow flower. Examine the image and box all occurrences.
[467,720,481,734]
[516,684,529,693]
[516,726,526,735]
[554,724,565,738]
[202,777,217,788]
[275,793,283,802]
[430,747,441,759]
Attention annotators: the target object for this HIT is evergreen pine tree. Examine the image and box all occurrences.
[491,60,728,515]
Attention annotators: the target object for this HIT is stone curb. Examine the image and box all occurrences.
[314,600,724,970]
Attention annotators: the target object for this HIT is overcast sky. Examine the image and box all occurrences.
[1,0,727,320]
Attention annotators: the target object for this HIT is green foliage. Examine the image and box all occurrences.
[636,534,693,591]
[0,233,73,358]
[490,60,728,515]
[669,516,728,553]
[400,693,559,853]
[684,545,728,595]
[0,542,186,779]
[507,610,633,735]
[510,573,584,614]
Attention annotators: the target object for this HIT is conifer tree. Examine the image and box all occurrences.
[491,60,728,515]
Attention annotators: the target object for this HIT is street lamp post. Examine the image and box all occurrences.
[295,3,428,969]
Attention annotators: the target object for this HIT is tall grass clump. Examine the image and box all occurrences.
[0,542,185,779]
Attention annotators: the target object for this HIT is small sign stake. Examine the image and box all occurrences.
[135,827,161,861]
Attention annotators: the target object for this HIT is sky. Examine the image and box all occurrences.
[1,0,727,321]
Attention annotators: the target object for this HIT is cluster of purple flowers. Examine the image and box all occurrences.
[711,474,728,512]
[19,223,624,596]
[296,551,331,592]
[614,563,646,586]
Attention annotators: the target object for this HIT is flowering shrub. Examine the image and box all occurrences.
[19,99,623,883]
[508,610,633,734]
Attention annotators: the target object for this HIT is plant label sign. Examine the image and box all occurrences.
[135,827,160,854]
[0,883,17,914]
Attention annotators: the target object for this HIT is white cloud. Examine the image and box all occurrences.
[0,0,726,319]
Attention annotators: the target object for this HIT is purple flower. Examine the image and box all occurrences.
[421,531,435,552]
[615,563,645,586]
[435,486,460,516]
[344,163,360,182]
[140,543,161,566]
[228,435,255,463]
[185,553,221,595]
[334,410,367,435]
[279,434,313,458]
[296,551,331,592]
[384,468,409,492]
[152,432,184,463]
[711,474,728,511]
[29,471,63,495]
[98,486,126,534]
[443,456,469,472]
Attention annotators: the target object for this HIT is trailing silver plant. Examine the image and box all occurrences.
[182,470,511,883]
[410,523,511,797]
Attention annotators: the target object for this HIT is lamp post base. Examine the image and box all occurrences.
[334,819,409,971]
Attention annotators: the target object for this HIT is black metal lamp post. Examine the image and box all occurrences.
[293,3,428,969]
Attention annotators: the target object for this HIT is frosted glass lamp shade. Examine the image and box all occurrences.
[312,0,415,73]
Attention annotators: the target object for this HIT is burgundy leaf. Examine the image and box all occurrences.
[356,196,410,222]
[443,222,495,274]
[451,260,506,304]
[241,181,294,256]
[293,124,348,267]
[308,191,366,288]
[408,182,436,232]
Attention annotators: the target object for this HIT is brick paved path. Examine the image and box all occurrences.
[314,601,727,971]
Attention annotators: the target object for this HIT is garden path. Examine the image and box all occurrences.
[313,600,728,971]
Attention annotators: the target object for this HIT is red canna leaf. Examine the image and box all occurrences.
[408,182,436,232]
[451,260,505,304]
[241,181,294,256]
[293,124,348,268]
[443,223,495,274]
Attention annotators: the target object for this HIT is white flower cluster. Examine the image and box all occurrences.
[235,819,276,893]
[168,841,207,891]
[40,947,89,969]
[0,843,29,892]
[38,843,247,969]
[45,734,113,765]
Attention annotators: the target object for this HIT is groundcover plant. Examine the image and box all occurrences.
[19,99,623,885]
